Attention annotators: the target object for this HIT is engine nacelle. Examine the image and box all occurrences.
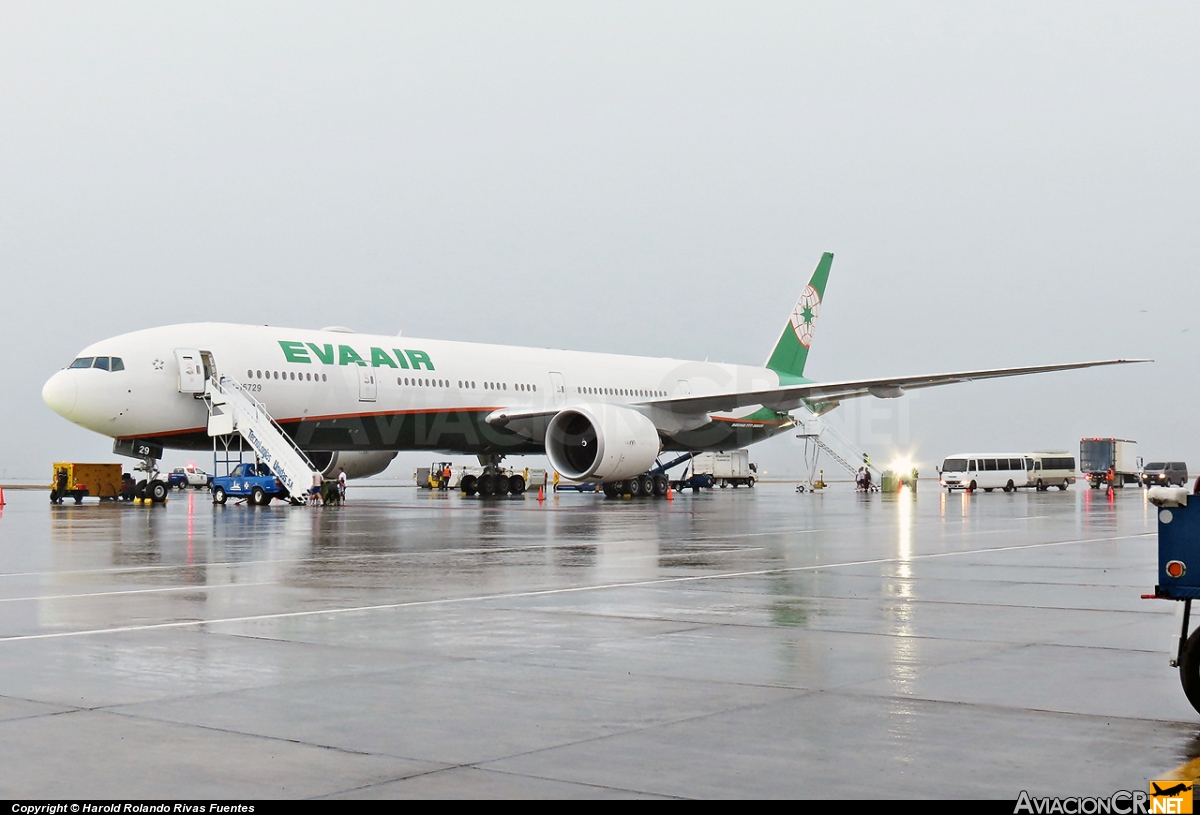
[545,404,662,482]
[307,451,398,480]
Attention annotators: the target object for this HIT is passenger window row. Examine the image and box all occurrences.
[967,458,1027,471]
[399,377,450,388]
[70,357,124,371]
[249,369,327,382]
[577,386,665,398]
[1039,458,1075,470]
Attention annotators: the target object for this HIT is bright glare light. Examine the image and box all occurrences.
[888,455,916,475]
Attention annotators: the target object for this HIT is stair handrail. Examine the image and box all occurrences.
[209,375,322,474]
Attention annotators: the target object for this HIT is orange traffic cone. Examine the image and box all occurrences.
[666,484,673,501]
[0,487,5,506]
[538,486,545,502]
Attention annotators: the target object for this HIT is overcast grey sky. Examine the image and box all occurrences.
[2,2,1196,481]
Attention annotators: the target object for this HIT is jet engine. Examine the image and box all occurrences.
[307,451,398,480]
[545,404,662,482]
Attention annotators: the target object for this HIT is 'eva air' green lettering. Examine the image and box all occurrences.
[405,350,434,370]
[280,340,434,368]
[338,345,366,366]
[370,348,397,368]
[306,343,335,364]
[278,341,310,363]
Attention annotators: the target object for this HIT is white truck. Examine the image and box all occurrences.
[1080,438,1142,489]
[692,450,757,488]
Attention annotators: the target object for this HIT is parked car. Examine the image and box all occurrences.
[210,463,287,506]
[1142,462,1189,488]
[167,466,209,490]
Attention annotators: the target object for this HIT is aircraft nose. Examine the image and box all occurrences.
[42,370,77,420]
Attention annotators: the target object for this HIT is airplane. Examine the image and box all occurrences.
[1152,783,1192,797]
[42,253,1145,501]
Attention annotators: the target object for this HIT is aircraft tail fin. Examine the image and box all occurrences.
[765,252,833,378]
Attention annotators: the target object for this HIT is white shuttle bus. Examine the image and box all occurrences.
[1028,452,1076,491]
[940,454,1032,492]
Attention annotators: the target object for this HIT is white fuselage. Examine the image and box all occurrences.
[42,323,795,457]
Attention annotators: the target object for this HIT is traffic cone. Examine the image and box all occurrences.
[538,486,545,502]
[0,487,5,506]
[666,484,673,501]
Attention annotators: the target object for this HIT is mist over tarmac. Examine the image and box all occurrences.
[1,2,1195,481]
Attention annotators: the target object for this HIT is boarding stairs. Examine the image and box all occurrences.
[795,413,880,483]
[203,375,321,499]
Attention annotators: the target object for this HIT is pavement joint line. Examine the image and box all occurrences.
[0,517,1103,582]
[0,580,278,603]
[0,532,1152,644]
[0,540,787,581]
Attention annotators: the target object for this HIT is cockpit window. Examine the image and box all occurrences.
[93,357,110,371]
[110,357,124,371]
[69,357,94,369]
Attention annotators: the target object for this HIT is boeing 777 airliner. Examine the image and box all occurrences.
[42,254,1144,499]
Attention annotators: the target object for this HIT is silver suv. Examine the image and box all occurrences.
[1142,462,1188,488]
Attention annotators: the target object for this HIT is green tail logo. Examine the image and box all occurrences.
[765,252,833,379]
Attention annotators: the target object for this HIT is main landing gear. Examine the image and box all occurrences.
[460,455,526,498]
[602,473,670,499]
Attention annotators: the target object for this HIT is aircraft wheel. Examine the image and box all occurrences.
[627,476,643,497]
[251,487,266,506]
[1179,626,1200,715]
[637,474,654,496]
[213,486,228,505]
[461,474,477,496]
[653,475,668,497]
[479,475,497,498]
[509,475,526,495]
[602,482,618,498]
[135,479,147,499]
[148,481,168,503]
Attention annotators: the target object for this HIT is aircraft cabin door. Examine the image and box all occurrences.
[175,349,205,394]
[675,379,692,397]
[358,368,377,402]
[549,372,566,406]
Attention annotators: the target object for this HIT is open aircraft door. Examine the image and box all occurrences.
[175,349,205,394]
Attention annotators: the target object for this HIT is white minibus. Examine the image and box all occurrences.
[1028,452,1076,491]
[939,454,1032,492]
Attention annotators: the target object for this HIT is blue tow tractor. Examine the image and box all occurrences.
[1147,484,1200,714]
[211,463,288,506]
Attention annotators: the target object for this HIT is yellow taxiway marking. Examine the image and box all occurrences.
[1160,755,1200,783]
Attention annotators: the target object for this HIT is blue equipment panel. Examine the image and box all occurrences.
[1156,499,1200,599]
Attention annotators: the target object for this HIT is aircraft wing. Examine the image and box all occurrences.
[652,359,1150,415]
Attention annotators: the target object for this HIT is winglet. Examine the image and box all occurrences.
[765,252,833,378]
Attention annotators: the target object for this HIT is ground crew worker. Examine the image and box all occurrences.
[442,464,451,490]
[54,467,68,504]
[337,467,347,501]
[553,470,560,490]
